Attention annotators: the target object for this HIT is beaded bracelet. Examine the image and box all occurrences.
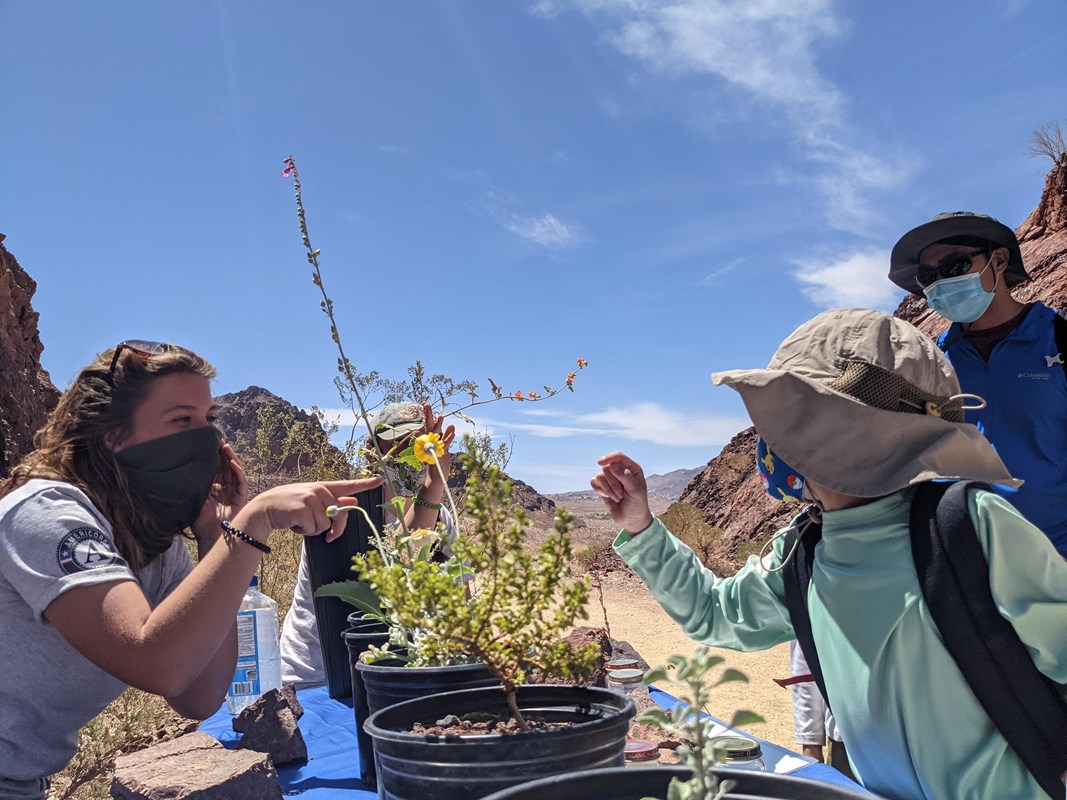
[412,496,442,511]
[221,520,272,555]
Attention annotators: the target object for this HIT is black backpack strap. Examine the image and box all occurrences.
[1054,310,1067,380]
[911,480,1067,798]
[781,512,833,714]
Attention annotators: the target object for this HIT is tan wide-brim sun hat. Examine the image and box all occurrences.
[712,308,1021,498]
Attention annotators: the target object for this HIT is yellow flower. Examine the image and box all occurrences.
[408,528,438,549]
[414,432,445,464]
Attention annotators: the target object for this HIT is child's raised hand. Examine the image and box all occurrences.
[591,452,653,535]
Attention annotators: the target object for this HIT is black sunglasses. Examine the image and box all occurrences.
[107,340,169,381]
[915,249,987,290]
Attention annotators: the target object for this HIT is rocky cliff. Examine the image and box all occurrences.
[682,156,1067,564]
[0,235,60,478]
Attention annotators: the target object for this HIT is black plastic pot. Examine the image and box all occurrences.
[356,658,498,713]
[478,765,876,800]
[353,657,497,790]
[364,684,636,800]
[303,485,383,700]
[349,610,369,627]
[344,622,390,787]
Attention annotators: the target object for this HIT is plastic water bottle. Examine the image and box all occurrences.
[226,576,282,714]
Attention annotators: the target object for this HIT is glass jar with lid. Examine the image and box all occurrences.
[714,735,766,771]
[606,668,646,694]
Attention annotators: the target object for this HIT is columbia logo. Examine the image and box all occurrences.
[1018,372,1050,380]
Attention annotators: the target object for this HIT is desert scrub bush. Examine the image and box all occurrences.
[50,690,194,800]
[659,503,732,572]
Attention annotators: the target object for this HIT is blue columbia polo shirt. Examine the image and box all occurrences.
[939,301,1067,554]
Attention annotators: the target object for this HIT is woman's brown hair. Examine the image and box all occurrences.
[0,343,216,570]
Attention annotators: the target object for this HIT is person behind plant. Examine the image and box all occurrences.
[279,401,457,686]
[591,309,1067,800]
[0,340,381,800]
[889,211,1067,555]
[786,641,850,775]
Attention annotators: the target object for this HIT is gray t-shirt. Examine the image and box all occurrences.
[0,479,193,781]
[279,506,457,686]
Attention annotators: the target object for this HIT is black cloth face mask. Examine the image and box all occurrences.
[115,426,223,532]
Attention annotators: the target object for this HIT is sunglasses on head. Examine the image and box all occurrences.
[107,340,170,381]
[915,248,988,290]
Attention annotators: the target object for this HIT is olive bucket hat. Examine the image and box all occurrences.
[712,308,1021,498]
[889,211,1028,294]
[371,402,425,441]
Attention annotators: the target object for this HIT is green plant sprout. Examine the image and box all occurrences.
[638,648,764,800]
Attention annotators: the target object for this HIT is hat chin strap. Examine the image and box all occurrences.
[759,505,823,575]
[899,392,987,419]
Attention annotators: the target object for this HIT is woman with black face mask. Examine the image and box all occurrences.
[0,340,382,800]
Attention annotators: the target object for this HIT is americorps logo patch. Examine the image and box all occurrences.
[56,527,126,574]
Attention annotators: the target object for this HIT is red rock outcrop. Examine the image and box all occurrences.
[682,156,1067,566]
[0,235,60,478]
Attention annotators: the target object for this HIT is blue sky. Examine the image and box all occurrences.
[2,1,1065,493]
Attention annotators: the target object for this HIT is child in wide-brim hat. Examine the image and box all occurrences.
[592,308,1067,800]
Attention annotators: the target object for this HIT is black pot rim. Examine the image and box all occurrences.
[479,765,876,800]
[364,683,635,745]
[354,658,489,674]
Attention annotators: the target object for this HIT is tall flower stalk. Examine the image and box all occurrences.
[282,154,586,452]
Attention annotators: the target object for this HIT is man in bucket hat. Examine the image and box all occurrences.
[890,212,1067,555]
[592,309,1067,800]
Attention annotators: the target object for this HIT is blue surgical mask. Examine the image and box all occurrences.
[756,437,805,503]
[923,264,995,323]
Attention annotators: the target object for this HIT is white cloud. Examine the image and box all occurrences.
[792,247,901,310]
[482,401,749,447]
[698,258,743,286]
[474,190,589,249]
[529,0,567,19]
[541,0,912,233]
[578,402,749,446]
[505,212,583,248]
[311,407,361,427]
[377,144,412,156]
[319,401,749,449]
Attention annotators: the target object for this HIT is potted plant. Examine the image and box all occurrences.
[477,648,878,800]
[352,439,634,800]
[283,154,588,707]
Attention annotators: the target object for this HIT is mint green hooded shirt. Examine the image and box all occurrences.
[615,487,1067,800]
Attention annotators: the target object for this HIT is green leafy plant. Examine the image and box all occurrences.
[320,438,602,730]
[639,648,764,800]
